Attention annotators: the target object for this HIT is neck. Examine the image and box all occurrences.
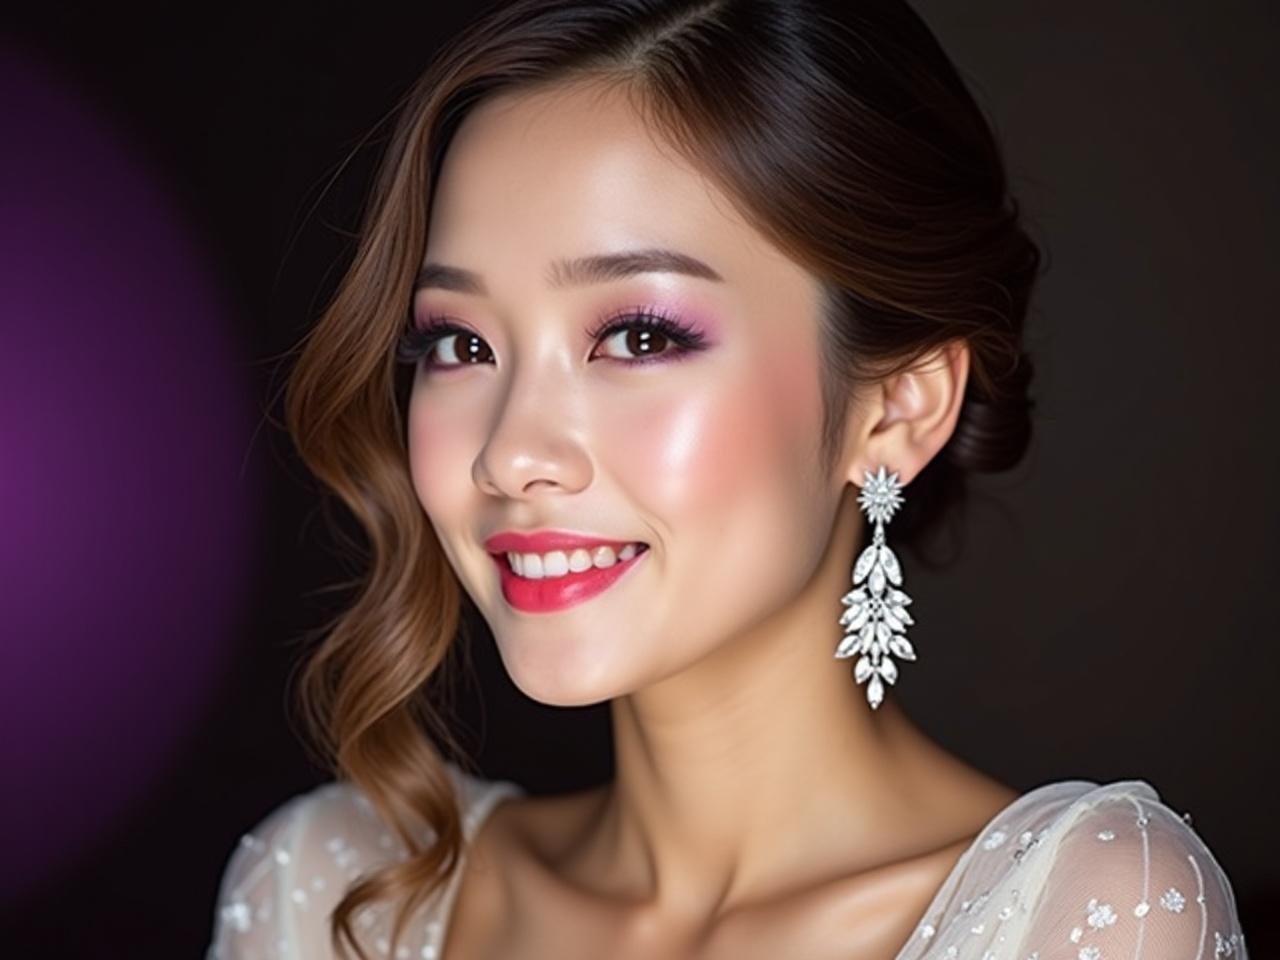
[576,489,967,923]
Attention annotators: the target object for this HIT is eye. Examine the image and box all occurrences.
[395,318,493,369]
[395,306,708,371]
[586,308,709,365]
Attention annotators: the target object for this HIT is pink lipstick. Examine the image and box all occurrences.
[484,530,650,613]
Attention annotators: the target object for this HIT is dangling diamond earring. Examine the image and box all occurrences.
[835,464,917,709]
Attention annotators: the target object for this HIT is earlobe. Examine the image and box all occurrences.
[842,339,970,489]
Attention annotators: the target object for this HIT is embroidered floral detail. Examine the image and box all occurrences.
[1012,829,1038,863]
[1215,930,1236,956]
[983,828,1009,850]
[1078,948,1101,960]
[220,901,252,933]
[1087,898,1117,929]
[1069,926,1083,943]
[1095,829,1115,842]
[918,922,936,940]
[1134,901,1150,917]
[326,835,361,870]
[1160,887,1187,913]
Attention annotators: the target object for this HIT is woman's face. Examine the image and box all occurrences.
[408,80,846,706]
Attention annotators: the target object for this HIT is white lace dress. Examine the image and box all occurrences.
[205,763,1249,959]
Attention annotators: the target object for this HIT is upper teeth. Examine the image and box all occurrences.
[507,543,643,579]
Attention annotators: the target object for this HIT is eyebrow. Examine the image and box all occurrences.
[413,247,724,295]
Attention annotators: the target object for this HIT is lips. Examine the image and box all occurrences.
[491,544,649,613]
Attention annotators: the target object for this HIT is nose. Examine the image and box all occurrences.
[471,362,593,500]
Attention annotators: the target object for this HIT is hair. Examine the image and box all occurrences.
[282,0,1043,956]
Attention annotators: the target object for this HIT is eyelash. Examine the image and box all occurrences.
[395,305,709,371]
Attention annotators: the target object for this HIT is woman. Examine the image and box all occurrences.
[206,1,1250,958]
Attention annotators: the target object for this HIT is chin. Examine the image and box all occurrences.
[493,635,634,707]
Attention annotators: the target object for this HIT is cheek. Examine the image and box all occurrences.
[586,346,830,685]
[406,388,476,520]
[602,344,824,545]
[595,381,758,525]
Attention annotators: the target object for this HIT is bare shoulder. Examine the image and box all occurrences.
[463,774,608,859]
[441,781,610,958]
[898,744,1024,852]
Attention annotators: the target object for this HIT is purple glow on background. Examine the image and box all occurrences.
[0,42,261,903]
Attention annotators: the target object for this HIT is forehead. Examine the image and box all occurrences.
[424,80,790,286]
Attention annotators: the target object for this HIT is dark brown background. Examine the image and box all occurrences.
[3,1,1276,956]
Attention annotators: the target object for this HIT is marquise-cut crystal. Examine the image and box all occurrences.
[840,603,869,629]
[869,565,885,596]
[889,634,917,660]
[853,543,878,582]
[854,655,874,683]
[879,543,902,585]
[867,673,885,708]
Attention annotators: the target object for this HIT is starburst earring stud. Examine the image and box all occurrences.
[835,464,917,709]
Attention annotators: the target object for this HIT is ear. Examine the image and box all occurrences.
[840,339,970,489]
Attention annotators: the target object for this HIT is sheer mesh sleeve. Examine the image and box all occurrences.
[1010,786,1249,959]
[205,766,524,960]
[204,781,427,960]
